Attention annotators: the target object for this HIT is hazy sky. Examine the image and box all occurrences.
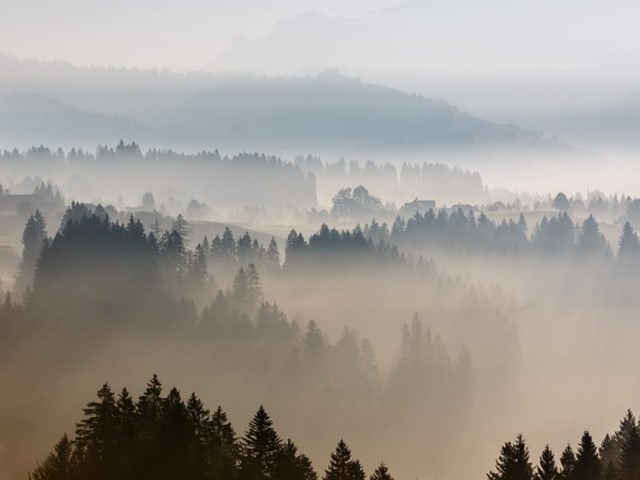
[1,0,639,73]
[0,0,403,70]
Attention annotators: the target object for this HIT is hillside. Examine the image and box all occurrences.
[0,55,552,153]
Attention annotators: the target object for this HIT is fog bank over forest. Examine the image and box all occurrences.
[2,2,640,479]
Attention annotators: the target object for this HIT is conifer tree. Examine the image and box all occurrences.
[186,393,210,479]
[275,439,318,480]
[172,214,190,239]
[518,213,528,232]
[574,431,601,480]
[231,267,249,309]
[559,445,576,480]
[237,231,252,260]
[619,222,640,257]
[30,435,76,480]
[239,405,282,480]
[370,462,394,480]
[221,227,236,258]
[618,415,640,480]
[324,440,366,480]
[536,445,558,480]
[266,236,281,271]
[209,406,238,480]
[15,210,47,298]
[115,388,136,456]
[576,215,609,255]
[137,374,163,448]
[600,434,617,480]
[487,434,534,480]
[75,383,120,480]
[189,243,208,283]
[158,388,191,479]
[246,263,263,311]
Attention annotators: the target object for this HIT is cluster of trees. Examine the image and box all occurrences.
[488,410,640,480]
[547,191,634,222]
[1,206,473,440]
[203,228,281,276]
[359,208,639,258]
[0,142,306,171]
[33,181,65,207]
[31,376,396,480]
[0,142,317,208]
[294,154,487,204]
[284,224,407,270]
[10,203,280,314]
[386,209,529,253]
[330,186,394,223]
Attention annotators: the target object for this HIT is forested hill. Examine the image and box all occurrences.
[0,54,554,152]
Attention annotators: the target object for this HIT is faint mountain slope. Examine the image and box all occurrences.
[0,56,556,154]
[211,0,640,74]
[0,94,145,147]
[533,92,640,149]
[170,71,549,151]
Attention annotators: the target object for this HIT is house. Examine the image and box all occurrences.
[399,198,436,217]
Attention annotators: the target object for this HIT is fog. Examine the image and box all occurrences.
[2,3,640,480]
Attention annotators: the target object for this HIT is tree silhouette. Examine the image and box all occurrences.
[559,445,576,480]
[30,435,76,480]
[369,462,394,480]
[576,215,609,255]
[239,406,282,480]
[574,431,601,480]
[619,222,640,257]
[535,445,558,480]
[275,439,318,480]
[323,440,366,480]
[14,210,47,299]
[618,414,640,480]
[487,434,534,480]
[553,193,570,211]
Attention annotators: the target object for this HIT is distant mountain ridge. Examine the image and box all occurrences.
[210,0,640,74]
[0,53,557,154]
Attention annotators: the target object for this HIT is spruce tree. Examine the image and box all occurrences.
[186,393,211,479]
[600,434,618,480]
[239,405,282,480]
[75,383,120,480]
[246,263,263,311]
[574,431,601,480]
[158,388,191,479]
[30,435,76,480]
[536,445,558,480]
[488,434,534,480]
[209,406,238,480]
[136,374,163,449]
[370,462,394,480]
[266,236,281,271]
[275,439,318,480]
[576,215,609,255]
[114,388,136,479]
[324,440,366,480]
[237,231,252,260]
[559,445,576,480]
[619,222,640,257]
[15,210,47,299]
[618,416,640,480]
[221,227,236,258]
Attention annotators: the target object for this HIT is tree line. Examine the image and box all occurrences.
[488,410,640,480]
[30,375,395,480]
[359,209,640,258]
